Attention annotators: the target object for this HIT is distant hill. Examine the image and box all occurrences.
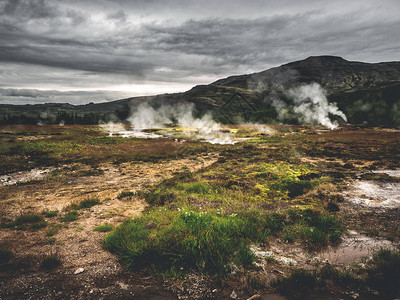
[1,56,400,127]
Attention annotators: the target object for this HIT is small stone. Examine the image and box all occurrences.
[212,289,218,293]
[230,290,238,299]
[74,268,85,274]
[351,292,359,299]
[247,294,261,300]
[371,290,379,296]
[273,269,284,276]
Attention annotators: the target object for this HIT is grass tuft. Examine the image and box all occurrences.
[45,210,58,218]
[94,224,113,232]
[79,198,100,209]
[60,211,79,222]
[41,255,62,270]
[0,248,13,264]
[117,191,135,199]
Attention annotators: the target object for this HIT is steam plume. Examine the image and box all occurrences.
[286,83,347,129]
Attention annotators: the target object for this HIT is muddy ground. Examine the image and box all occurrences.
[0,125,399,299]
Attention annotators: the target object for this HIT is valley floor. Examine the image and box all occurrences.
[0,125,399,299]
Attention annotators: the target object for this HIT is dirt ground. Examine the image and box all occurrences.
[0,154,220,299]
[1,126,400,299]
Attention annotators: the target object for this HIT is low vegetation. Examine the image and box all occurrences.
[60,211,79,222]
[273,248,400,299]
[105,208,343,277]
[41,255,62,270]
[0,214,47,231]
[0,248,13,264]
[94,224,113,232]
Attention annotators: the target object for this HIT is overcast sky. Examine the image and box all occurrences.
[1,0,399,104]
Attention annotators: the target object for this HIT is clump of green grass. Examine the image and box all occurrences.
[46,237,56,244]
[272,268,317,298]
[29,221,48,230]
[105,210,265,276]
[1,214,48,231]
[117,191,134,199]
[104,209,343,276]
[367,248,400,297]
[46,224,61,236]
[45,210,58,218]
[0,248,13,264]
[94,224,113,232]
[79,198,100,209]
[41,255,62,270]
[15,214,43,224]
[60,211,79,222]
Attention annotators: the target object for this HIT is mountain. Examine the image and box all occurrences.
[1,56,400,127]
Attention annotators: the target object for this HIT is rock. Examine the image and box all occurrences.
[351,292,359,299]
[371,290,379,296]
[273,269,284,276]
[230,290,238,299]
[212,289,218,293]
[247,294,261,300]
[74,268,85,274]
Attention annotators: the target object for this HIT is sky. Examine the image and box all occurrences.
[0,0,399,105]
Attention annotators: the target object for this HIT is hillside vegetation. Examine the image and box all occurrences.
[1,56,400,127]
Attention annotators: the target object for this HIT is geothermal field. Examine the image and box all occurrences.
[0,123,399,299]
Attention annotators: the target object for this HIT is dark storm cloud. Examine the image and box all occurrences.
[0,88,133,105]
[0,0,399,104]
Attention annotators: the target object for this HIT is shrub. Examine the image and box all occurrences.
[94,224,113,232]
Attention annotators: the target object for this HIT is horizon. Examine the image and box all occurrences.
[1,0,399,105]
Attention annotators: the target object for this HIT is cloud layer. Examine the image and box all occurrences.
[0,0,399,104]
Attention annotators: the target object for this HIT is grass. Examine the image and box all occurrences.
[60,211,79,222]
[15,214,43,224]
[367,248,400,297]
[273,249,400,298]
[0,248,13,264]
[41,255,62,270]
[0,214,47,231]
[94,224,113,232]
[105,209,343,277]
[117,191,135,199]
[46,224,61,236]
[78,198,100,209]
[272,268,318,298]
[0,125,214,175]
[45,210,58,218]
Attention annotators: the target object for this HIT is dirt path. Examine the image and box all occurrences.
[0,154,218,299]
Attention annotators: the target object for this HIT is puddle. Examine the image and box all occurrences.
[349,180,400,207]
[114,130,162,139]
[0,167,55,186]
[318,230,395,265]
[373,169,400,178]
[349,169,400,208]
